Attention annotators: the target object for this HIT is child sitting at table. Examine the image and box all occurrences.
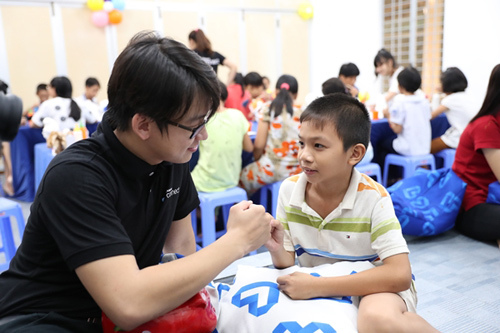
[430,67,476,154]
[265,93,438,332]
[376,66,431,173]
[239,74,302,194]
[22,83,49,125]
[30,76,97,134]
[191,80,253,192]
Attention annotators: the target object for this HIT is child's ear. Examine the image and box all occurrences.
[349,143,366,166]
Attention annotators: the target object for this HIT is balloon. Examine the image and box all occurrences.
[108,9,123,24]
[87,0,104,11]
[103,1,114,12]
[111,0,126,11]
[91,10,109,27]
[297,1,314,20]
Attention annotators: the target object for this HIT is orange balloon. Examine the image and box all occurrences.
[108,9,123,24]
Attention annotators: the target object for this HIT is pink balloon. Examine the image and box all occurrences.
[91,10,109,27]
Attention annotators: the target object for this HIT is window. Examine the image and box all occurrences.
[383,0,444,96]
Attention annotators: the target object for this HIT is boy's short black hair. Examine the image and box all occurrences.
[85,77,100,88]
[106,30,220,132]
[243,72,263,87]
[218,80,228,102]
[322,78,346,96]
[36,83,47,93]
[397,66,421,93]
[301,93,370,152]
[338,63,360,77]
[440,67,468,93]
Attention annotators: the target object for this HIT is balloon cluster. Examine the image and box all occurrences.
[87,0,125,27]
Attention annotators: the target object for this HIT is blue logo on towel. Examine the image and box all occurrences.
[232,282,280,317]
[273,321,337,333]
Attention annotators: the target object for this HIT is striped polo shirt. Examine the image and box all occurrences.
[280,169,409,268]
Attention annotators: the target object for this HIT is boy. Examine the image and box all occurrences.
[378,66,431,170]
[338,62,360,98]
[265,93,438,332]
[75,77,103,121]
[242,71,265,121]
[0,31,274,332]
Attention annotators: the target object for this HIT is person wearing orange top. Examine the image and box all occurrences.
[239,74,302,194]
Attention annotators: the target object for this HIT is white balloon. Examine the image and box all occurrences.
[103,1,114,12]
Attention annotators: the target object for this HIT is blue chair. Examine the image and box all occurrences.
[191,187,248,249]
[356,162,382,182]
[434,148,456,169]
[0,198,25,272]
[383,153,436,187]
[255,181,283,218]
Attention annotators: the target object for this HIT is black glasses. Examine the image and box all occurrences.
[166,111,211,139]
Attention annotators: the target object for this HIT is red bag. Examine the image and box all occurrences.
[102,288,217,333]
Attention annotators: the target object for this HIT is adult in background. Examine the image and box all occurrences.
[452,64,500,247]
[188,29,238,85]
[0,30,274,332]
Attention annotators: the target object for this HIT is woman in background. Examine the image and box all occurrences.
[452,64,500,247]
[188,29,238,85]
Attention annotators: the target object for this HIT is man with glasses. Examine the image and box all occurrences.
[0,31,275,332]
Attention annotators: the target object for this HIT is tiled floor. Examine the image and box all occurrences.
[1,192,499,332]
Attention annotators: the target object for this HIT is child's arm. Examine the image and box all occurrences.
[431,104,449,120]
[265,219,295,269]
[242,132,253,153]
[388,121,403,134]
[277,253,412,300]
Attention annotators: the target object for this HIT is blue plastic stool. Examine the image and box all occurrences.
[434,148,456,169]
[191,187,248,249]
[356,162,382,182]
[0,198,25,272]
[383,153,436,187]
[256,181,283,218]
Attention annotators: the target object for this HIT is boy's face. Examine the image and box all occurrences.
[339,75,357,87]
[85,84,100,100]
[248,85,264,99]
[298,121,353,184]
[37,89,49,103]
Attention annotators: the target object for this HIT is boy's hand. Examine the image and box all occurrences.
[277,272,317,300]
[265,219,285,253]
[226,201,273,254]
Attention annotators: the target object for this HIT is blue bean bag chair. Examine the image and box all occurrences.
[387,168,467,236]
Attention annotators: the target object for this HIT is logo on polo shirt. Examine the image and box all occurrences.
[165,187,180,199]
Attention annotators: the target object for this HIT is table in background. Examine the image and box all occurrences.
[9,123,99,202]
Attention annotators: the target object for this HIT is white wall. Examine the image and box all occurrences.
[442,0,500,110]
[309,0,383,96]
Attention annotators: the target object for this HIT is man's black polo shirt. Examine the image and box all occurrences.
[0,120,199,320]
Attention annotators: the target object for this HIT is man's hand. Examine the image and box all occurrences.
[225,201,273,254]
[277,272,318,300]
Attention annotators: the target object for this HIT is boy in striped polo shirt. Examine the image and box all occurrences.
[265,93,438,332]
